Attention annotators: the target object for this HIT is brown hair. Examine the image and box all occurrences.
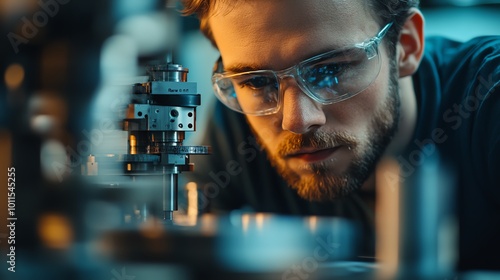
[181,0,419,56]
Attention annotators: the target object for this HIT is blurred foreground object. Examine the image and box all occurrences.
[376,145,457,280]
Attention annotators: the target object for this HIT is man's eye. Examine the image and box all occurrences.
[240,76,276,90]
[303,63,348,87]
[309,63,346,78]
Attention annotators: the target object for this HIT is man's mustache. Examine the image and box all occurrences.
[277,130,357,157]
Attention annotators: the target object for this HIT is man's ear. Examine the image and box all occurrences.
[397,8,425,77]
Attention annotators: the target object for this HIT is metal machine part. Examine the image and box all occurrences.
[123,62,210,221]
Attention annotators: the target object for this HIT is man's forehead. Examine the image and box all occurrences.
[209,0,378,70]
[208,0,377,45]
[208,0,372,20]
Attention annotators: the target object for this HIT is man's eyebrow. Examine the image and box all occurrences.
[224,63,270,74]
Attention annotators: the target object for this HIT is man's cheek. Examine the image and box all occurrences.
[249,121,277,145]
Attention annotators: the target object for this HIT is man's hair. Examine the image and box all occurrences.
[181,0,420,56]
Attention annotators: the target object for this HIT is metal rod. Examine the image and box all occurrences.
[162,168,178,221]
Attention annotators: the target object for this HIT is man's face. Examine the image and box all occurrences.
[209,0,400,200]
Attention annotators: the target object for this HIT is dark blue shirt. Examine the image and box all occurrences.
[411,36,500,270]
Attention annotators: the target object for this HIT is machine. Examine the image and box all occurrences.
[122,60,210,221]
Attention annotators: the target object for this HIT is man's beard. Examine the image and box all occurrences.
[254,64,401,201]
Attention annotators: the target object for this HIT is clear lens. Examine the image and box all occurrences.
[213,71,281,115]
[297,45,381,104]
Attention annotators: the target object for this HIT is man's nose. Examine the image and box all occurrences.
[280,82,327,134]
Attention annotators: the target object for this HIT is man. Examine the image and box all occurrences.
[182,0,500,270]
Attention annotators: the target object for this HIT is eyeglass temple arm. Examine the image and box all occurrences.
[373,22,394,44]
